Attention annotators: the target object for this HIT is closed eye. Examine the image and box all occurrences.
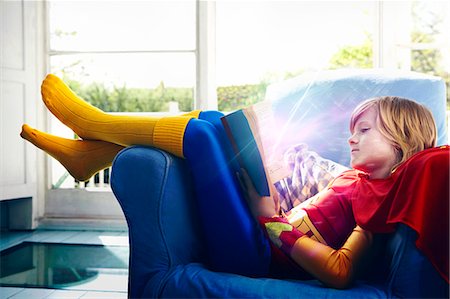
[360,128,370,133]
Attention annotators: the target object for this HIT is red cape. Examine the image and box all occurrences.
[348,146,449,283]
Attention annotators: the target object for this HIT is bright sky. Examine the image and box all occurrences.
[49,1,448,88]
[215,1,374,85]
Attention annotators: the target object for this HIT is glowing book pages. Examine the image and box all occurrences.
[221,101,291,196]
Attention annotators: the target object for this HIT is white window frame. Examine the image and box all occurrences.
[373,1,412,69]
[374,1,449,72]
[196,0,217,110]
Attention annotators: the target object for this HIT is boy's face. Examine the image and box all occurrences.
[348,107,397,179]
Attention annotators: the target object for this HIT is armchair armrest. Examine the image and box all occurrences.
[111,146,205,298]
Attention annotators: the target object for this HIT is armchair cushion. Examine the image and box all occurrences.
[266,69,447,166]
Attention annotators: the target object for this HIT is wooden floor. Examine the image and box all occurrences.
[0,229,129,299]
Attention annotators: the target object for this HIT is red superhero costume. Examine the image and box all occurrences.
[351,145,449,283]
[261,146,449,284]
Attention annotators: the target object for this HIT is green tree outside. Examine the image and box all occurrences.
[329,37,373,69]
[410,2,450,109]
[65,77,193,113]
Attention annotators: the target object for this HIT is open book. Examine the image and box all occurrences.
[221,101,291,196]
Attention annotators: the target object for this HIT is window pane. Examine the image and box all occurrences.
[50,53,195,113]
[411,1,448,44]
[47,1,197,189]
[410,1,450,107]
[49,52,195,188]
[216,1,376,111]
[49,1,196,51]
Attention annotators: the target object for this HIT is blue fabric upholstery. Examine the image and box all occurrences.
[159,263,387,298]
[111,147,203,298]
[111,69,448,298]
[385,224,449,298]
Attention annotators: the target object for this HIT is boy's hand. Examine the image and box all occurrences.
[237,168,280,218]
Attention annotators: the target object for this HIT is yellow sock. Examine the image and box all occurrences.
[41,74,201,157]
[21,124,124,181]
[180,110,202,118]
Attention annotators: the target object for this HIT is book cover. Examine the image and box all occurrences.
[221,101,290,196]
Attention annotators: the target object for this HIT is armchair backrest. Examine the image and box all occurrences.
[266,69,447,166]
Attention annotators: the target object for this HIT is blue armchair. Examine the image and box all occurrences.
[111,69,448,298]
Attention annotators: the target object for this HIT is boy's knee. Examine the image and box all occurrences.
[183,119,221,157]
[199,110,225,123]
[186,119,218,140]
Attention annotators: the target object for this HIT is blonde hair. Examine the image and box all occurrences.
[350,96,437,169]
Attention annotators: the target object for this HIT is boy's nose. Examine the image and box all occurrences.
[348,134,357,145]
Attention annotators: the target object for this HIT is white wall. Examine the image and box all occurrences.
[1,1,46,229]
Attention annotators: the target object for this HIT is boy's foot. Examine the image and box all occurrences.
[21,124,123,181]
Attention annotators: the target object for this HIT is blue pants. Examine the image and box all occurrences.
[385,224,449,298]
[182,111,271,276]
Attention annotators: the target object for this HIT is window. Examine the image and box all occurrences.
[216,1,377,111]
[47,1,197,188]
[409,1,450,105]
[48,1,196,114]
[215,1,449,112]
[46,0,449,189]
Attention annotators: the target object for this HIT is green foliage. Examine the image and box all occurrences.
[65,78,194,113]
[411,47,450,110]
[329,37,373,69]
[328,14,449,109]
[64,76,268,113]
[217,82,268,111]
[410,5,450,110]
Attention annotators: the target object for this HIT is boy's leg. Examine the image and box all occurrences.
[21,124,124,181]
[22,72,203,181]
[197,110,238,166]
[40,74,200,157]
[20,107,202,181]
[182,116,271,276]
